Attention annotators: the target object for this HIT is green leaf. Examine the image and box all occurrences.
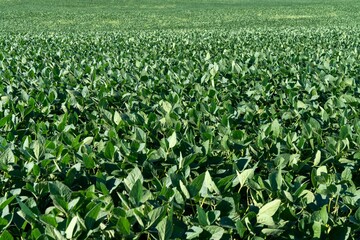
[82,137,94,145]
[57,113,68,132]
[124,167,143,191]
[258,199,281,217]
[320,205,328,224]
[104,141,115,159]
[313,150,321,166]
[203,225,224,240]
[167,131,177,149]
[202,140,210,155]
[179,180,190,199]
[0,195,16,210]
[84,203,102,229]
[189,171,220,197]
[236,168,255,190]
[17,198,37,222]
[0,217,10,232]
[20,89,29,102]
[31,228,42,239]
[81,86,89,98]
[0,148,15,164]
[261,228,284,236]
[51,195,69,213]
[271,119,281,138]
[341,168,352,181]
[0,230,13,240]
[340,125,351,139]
[0,115,10,128]
[117,217,131,235]
[135,127,147,143]
[354,207,360,221]
[161,101,172,114]
[257,214,275,226]
[46,226,67,240]
[204,52,211,60]
[202,171,220,196]
[49,181,72,200]
[130,179,143,206]
[296,100,307,109]
[65,216,78,239]
[186,226,203,239]
[207,210,220,225]
[220,135,229,150]
[300,190,315,204]
[33,140,40,160]
[147,207,165,229]
[269,169,282,191]
[68,197,80,210]
[197,206,209,226]
[133,208,145,228]
[189,173,205,197]
[40,214,58,227]
[257,199,281,226]
[312,221,321,238]
[316,166,327,176]
[156,216,173,240]
[83,154,95,169]
[113,111,122,125]
[235,220,247,238]
[309,118,321,131]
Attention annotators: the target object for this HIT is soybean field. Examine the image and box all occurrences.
[1,1,360,239]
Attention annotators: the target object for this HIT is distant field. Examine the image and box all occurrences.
[0,0,360,31]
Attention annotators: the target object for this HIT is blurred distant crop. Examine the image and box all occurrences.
[1,0,360,239]
[1,0,360,32]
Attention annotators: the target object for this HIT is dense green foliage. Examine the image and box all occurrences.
[1,29,360,239]
[1,0,360,239]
